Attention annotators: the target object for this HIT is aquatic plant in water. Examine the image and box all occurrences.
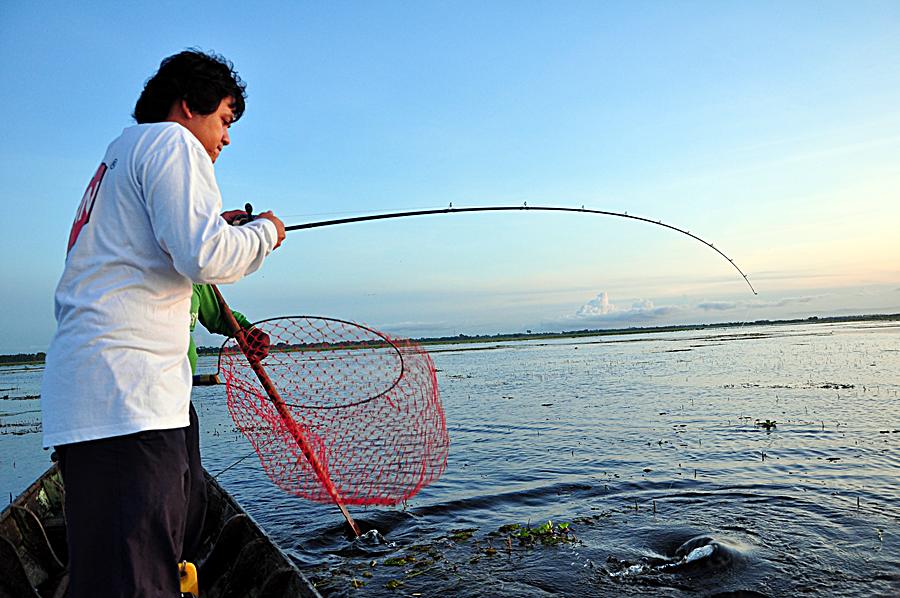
[489,520,578,548]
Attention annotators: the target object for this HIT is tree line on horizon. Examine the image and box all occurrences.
[4,313,899,364]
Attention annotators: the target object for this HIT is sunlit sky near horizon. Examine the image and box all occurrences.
[1,1,899,353]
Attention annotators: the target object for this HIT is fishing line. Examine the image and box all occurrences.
[211,446,259,479]
[284,204,758,295]
[208,203,753,533]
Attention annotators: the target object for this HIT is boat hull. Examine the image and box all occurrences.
[0,463,321,598]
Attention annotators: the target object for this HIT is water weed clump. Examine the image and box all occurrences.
[489,520,578,548]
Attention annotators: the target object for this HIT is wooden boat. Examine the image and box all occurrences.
[0,463,321,598]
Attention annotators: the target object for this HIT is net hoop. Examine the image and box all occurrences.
[217,315,406,410]
[217,315,449,506]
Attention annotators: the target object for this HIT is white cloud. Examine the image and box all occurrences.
[631,299,655,310]
[546,291,839,332]
[562,292,684,327]
[575,292,615,316]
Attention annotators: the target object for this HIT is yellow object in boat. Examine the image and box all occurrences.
[179,560,198,597]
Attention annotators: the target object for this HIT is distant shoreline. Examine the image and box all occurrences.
[3,312,898,367]
[409,312,900,348]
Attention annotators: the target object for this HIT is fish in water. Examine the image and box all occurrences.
[663,535,748,573]
[606,534,749,578]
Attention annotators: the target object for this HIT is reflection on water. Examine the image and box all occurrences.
[2,321,899,596]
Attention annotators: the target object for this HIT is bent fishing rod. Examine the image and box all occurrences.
[279,204,757,295]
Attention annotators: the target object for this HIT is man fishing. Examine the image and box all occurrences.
[40,49,285,596]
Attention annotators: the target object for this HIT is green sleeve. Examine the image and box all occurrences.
[188,285,201,374]
[190,284,253,374]
[195,284,253,335]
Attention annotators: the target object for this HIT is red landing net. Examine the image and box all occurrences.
[218,316,449,506]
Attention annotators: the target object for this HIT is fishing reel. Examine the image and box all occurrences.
[224,203,255,226]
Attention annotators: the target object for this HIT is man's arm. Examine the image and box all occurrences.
[141,126,282,284]
[195,284,251,335]
[195,284,269,363]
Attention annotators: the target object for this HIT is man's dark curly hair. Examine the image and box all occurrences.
[133,49,247,124]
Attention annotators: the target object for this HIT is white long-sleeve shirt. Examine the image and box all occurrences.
[41,122,277,447]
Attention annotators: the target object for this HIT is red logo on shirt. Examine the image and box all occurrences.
[67,162,108,253]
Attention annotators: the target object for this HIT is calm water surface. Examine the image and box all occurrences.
[2,321,898,596]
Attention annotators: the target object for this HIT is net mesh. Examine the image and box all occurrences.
[218,316,449,506]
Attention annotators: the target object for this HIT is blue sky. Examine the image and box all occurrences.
[1,1,899,353]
